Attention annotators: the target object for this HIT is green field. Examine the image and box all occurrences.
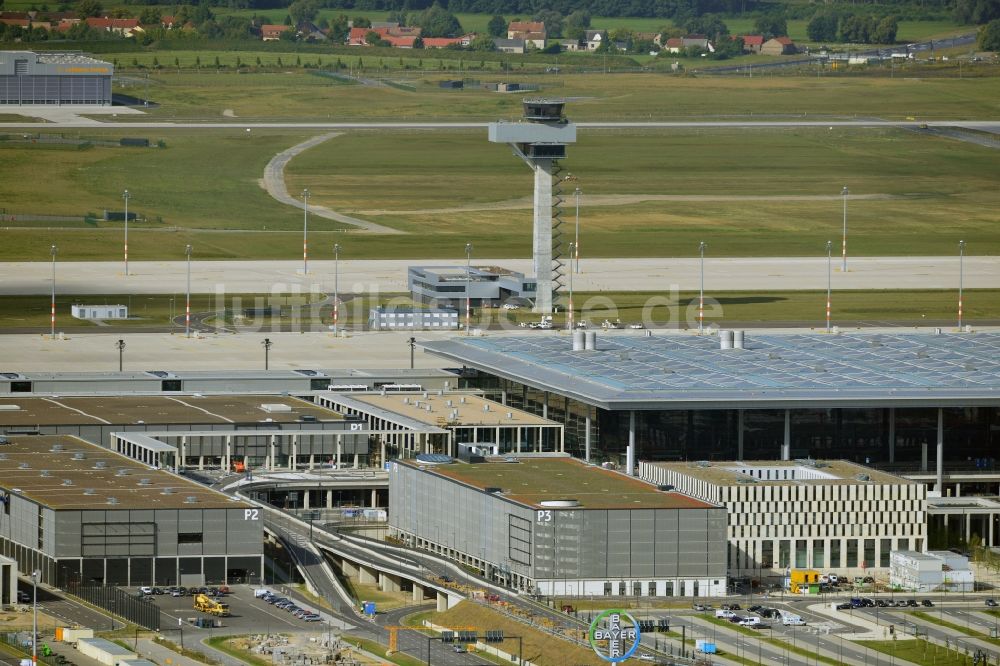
[0,293,323,329]
[5,290,993,331]
[93,65,1000,123]
[2,122,998,261]
[856,639,971,666]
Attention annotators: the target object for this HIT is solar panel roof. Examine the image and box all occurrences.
[422,332,1000,410]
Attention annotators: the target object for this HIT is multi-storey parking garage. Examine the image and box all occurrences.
[390,454,728,596]
[0,435,263,588]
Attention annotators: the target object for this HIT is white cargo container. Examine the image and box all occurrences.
[76,637,137,666]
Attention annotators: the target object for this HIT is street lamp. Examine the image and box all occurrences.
[574,187,581,274]
[333,243,341,334]
[567,242,575,331]
[50,245,57,340]
[31,569,40,664]
[698,241,706,333]
[122,189,130,276]
[826,240,832,332]
[841,185,849,272]
[465,243,473,336]
[302,189,310,275]
[958,240,966,329]
[185,245,193,338]
[262,337,273,370]
[115,339,125,371]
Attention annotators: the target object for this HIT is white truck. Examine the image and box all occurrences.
[779,610,806,626]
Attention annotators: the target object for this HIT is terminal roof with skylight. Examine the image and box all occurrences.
[423,332,1000,409]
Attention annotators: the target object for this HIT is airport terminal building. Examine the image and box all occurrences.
[0,51,113,106]
[389,454,728,596]
[423,332,1000,481]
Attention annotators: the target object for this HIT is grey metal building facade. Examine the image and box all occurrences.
[0,435,263,587]
[0,51,113,105]
[389,456,727,596]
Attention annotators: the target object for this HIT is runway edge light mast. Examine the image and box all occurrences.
[488,99,576,314]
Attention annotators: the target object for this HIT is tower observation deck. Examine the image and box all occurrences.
[488,99,577,314]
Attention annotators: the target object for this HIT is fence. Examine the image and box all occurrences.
[68,584,161,631]
[0,631,63,666]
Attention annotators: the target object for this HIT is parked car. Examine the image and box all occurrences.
[921,599,934,607]
[874,599,888,607]
[906,599,919,607]
[139,586,153,595]
[987,599,998,608]
[835,602,853,610]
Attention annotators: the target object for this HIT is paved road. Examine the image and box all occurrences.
[3,256,996,296]
[259,133,403,235]
[1,119,999,129]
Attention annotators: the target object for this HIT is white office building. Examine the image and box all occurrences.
[72,304,128,320]
[890,550,974,592]
[640,460,926,577]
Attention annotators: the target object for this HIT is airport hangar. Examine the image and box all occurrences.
[0,434,263,589]
[0,51,113,106]
[422,331,1000,546]
[389,454,727,597]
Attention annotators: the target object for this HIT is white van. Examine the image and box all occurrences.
[782,615,806,626]
[739,616,762,627]
[715,609,736,619]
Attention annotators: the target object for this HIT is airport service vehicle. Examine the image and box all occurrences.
[194,593,231,617]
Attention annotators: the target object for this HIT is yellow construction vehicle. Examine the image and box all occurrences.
[194,593,231,617]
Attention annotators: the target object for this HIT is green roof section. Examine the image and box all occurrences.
[402,456,716,510]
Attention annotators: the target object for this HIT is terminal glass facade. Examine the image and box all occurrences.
[479,374,1000,468]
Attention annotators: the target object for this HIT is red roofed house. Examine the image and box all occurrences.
[348,25,421,47]
[761,36,797,56]
[261,24,291,40]
[507,20,546,48]
[86,17,143,37]
[422,35,474,48]
[741,34,765,53]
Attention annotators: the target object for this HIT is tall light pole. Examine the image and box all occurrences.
[32,569,40,664]
[574,187,581,274]
[302,188,310,275]
[826,240,833,332]
[262,337,272,370]
[332,243,341,335]
[958,240,966,329]
[567,242,575,331]
[841,185,849,272]
[698,241,706,333]
[465,243,473,336]
[185,244,192,338]
[122,189,130,276]
[115,339,125,371]
[50,245,57,340]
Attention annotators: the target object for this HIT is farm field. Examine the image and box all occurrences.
[1,125,998,261]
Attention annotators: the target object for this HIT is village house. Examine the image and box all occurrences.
[761,36,797,55]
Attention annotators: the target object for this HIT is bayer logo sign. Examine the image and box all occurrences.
[588,609,642,662]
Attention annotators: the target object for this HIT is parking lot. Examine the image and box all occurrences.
[124,584,338,636]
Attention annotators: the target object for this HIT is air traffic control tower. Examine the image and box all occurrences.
[489,99,577,314]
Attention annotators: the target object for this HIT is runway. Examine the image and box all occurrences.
[0,256,994,296]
